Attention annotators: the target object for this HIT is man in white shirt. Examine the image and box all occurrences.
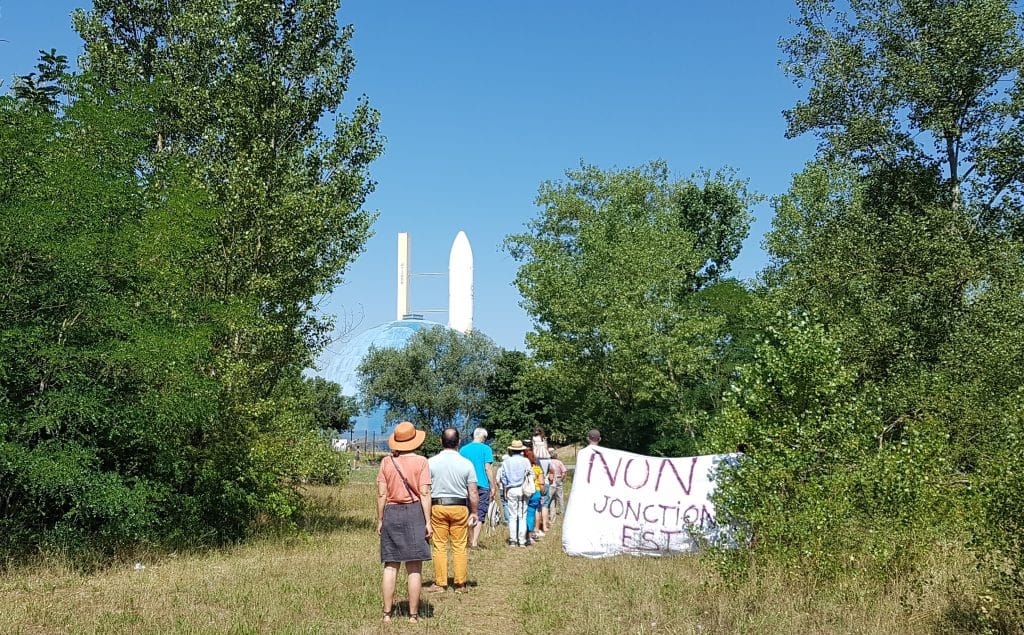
[428,428,478,593]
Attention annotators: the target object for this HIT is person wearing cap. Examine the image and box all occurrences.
[499,440,533,547]
[427,428,478,594]
[377,421,432,624]
[459,427,496,548]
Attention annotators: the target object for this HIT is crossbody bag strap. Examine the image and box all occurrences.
[390,456,420,502]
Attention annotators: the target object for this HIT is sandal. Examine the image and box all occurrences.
[408,613,419,624]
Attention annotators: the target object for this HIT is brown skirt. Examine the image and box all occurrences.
[380,502,432,563]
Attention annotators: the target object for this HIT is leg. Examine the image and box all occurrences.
[506,490,518,544]
[449,506,469,588]
[510,489,527,546]
[471,488,489,547]
[430,508,450,588]
[526,492,537,538]
[405,560,422,623]
[471,520,482,547]
[382,562,399,622]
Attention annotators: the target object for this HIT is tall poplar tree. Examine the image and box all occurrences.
[69,0,382,537]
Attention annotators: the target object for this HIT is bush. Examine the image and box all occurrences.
[705,313,952,577]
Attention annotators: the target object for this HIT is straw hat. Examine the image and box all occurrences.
[388,421,426,452]
[508,439,526,452]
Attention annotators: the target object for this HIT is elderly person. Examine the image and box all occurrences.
[459,427,496,548]
[500,440,533,547]
[377,421,432,624]
[428,428,478,594]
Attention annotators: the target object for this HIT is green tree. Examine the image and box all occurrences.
[0,73,227,557]
[784,0,1024,218]
[70,1,382,537]
[11,49,68,108]
[506,162,758,454]
[478,350,570,444]
[301,376,358,435]
[357,327,501,436]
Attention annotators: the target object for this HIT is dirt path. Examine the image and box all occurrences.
[346,466,565,634]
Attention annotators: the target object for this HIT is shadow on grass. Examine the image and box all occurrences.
[391,600,435,620]
[297,509,375,534]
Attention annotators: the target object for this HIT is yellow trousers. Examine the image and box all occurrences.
[430,505,469,586]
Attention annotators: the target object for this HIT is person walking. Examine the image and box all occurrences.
[377,421,432,625]
[532,427,552,489]
[459,427,496,548]
[546,451,567,521]
[523,448,547,543]
[500,440,532,547]
[428,428,478,594]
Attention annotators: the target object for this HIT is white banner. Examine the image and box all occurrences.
[562,446,737,558]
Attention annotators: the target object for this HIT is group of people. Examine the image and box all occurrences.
[374,422,580,624]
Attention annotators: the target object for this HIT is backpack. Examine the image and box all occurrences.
[522,469,537,496]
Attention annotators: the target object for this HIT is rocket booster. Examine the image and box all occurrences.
[448,231,474,333]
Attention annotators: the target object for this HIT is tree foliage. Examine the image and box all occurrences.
[301,377,358,435]
[357,327,501,436]
[784,0,1024,219]
[477,350,572,444]
[707,3,1024,624]
[1,0,378,557]
[507,162,758,454]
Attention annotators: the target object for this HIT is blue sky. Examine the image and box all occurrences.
[1,1,818,351]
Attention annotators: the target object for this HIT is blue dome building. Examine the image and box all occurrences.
[314,317,446,434]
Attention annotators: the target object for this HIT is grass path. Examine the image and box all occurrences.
[0,465,971,634]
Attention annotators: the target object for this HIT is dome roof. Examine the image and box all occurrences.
[316,318,445,396]
[313,317,447,434]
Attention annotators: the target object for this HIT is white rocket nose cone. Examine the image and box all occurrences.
[448,231,474,333]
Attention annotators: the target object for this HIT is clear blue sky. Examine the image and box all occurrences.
[1,1,817,351]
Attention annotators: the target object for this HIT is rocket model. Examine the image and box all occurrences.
[448,231,474,333]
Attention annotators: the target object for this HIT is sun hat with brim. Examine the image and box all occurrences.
[388,421,426,452]
[508,439,526,452]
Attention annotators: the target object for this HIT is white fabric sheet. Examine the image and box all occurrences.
[562,446,737,558]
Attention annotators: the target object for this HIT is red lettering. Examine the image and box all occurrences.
[700,505,716,529]
[654,456,697,495]
[587,449,623,486]
[622,458,651,489]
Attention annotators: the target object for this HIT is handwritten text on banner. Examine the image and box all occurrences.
[561,446,737,558]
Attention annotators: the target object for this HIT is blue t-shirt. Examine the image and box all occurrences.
[459,441,495,489]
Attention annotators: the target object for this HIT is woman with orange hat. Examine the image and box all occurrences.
[377,421,432,624]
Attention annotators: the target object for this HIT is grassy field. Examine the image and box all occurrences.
[0,465,983,634]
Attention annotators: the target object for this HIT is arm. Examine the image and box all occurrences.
[485,462,496,492]
[419,483,432,539]
[467,482,479,526]
[376,479,387,536]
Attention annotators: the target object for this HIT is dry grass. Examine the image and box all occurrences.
[0,466,984,634]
